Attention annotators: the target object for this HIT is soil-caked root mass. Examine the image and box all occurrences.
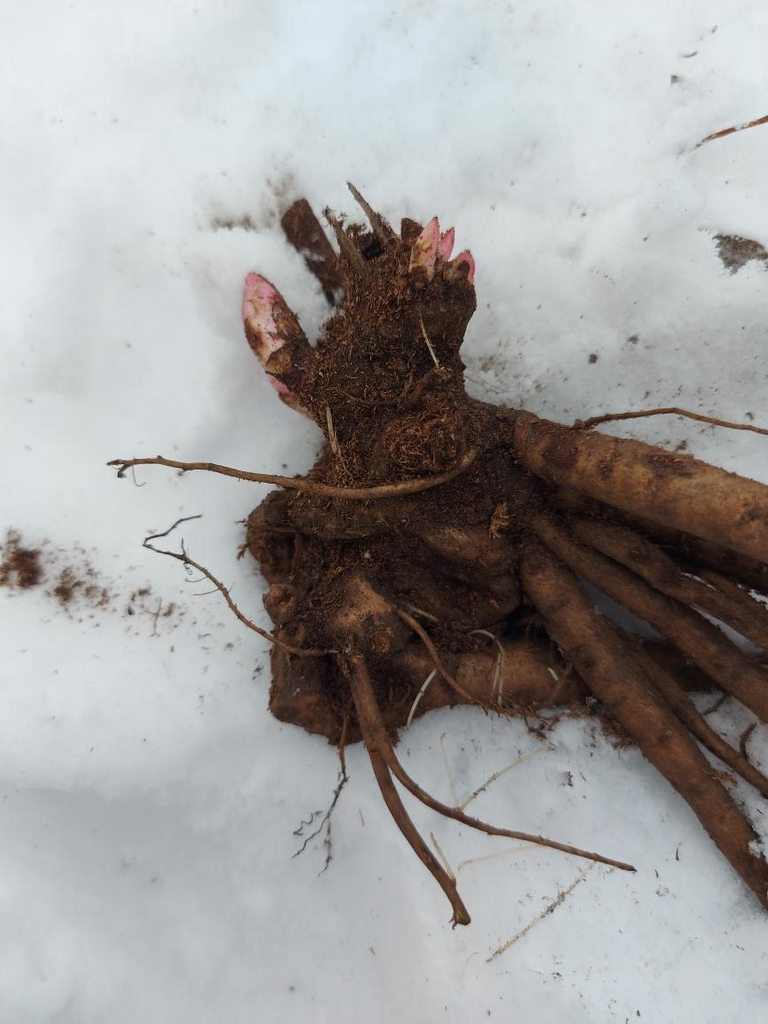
[111,188,768,925]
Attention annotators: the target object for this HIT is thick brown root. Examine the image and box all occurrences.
[647,530,768,597]
[341,653,471,926]
[339,655,473,929]
[391,636,582,714]
[630,644,768,798]
[514,410,768,562]
[532,513,768,722]
[552,488,768,596]
[520,540,768,911]
[571,517,768,649]
[268,638,720,742]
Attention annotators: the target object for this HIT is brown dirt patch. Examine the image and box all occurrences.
[1,528,182,622]
[714,233,768,274]
[0,530,43,590]
[52,565,111,609]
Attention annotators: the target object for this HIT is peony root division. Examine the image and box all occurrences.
[111,188,768,924]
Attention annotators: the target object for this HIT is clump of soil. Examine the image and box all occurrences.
[2,529,114,609]
[52,565,111,609]
[0,530,43,590]
[714,233,768,274]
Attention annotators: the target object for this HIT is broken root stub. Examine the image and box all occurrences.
[114,187,768,923]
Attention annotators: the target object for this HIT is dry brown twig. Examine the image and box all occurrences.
[696,113,768,148]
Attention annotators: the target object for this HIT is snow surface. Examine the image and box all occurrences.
[2,2,768,1021]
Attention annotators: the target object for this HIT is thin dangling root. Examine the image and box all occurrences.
[142,518,329,657]
[574,405,768,437]
[108,449,477,500]
[343,652,635,925]
[531,513,768,722]
[396,608,481,706]
[519,539,768,911]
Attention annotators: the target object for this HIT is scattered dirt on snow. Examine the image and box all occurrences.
[1,529,114,611]
[125,586,179,635]
[0,528,180,628]
[51,564,111,609]
[211,213,258,232]
[714,233,768,274]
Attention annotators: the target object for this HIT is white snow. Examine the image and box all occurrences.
[1,2,767,1021]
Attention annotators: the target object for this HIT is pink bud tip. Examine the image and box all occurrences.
[266,373,291,396]
[453,249,475,285]
[437,227,455,261]
[409,216,440,279]
[267,373,306,414]
[242,273,284,361]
